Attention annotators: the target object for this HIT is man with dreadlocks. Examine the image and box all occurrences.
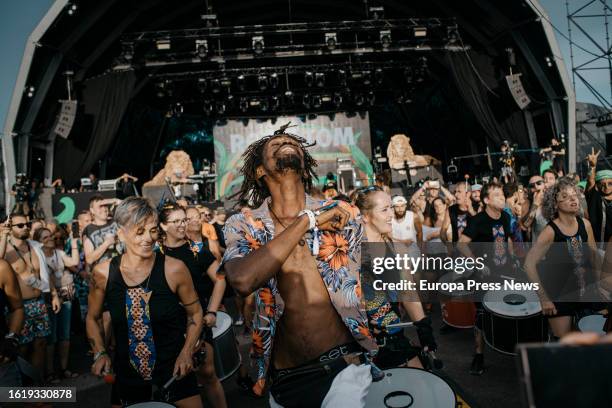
[220,123,377,407]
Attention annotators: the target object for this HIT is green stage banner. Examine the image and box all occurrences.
[212,113,373,199]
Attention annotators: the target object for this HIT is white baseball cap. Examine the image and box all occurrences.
[392,196,408,206]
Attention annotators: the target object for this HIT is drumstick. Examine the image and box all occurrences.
[163,374,179,390]
[385,322,414,329]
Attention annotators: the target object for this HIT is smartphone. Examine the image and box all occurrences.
[71,221,79,238]
[516,342,612,408]
[428,180,440,189]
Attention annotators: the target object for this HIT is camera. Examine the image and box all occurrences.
[12,173,30,203]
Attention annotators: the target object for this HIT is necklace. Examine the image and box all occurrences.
[269,203,305,246]
[9,240,32,270]
[120,256,154,303]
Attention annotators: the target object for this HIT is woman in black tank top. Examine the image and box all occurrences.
[525,177,600,339]
[158,204,227,408]
[85,197,204,407]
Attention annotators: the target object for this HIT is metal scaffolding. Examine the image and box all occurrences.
[566,0,612,112]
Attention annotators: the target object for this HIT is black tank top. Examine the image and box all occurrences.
[544,217,592,299]
[161,241,215,302]
[105,254,186,385]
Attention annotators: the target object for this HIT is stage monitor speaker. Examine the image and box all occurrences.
[53,100,78,139]
[506,73,531,110]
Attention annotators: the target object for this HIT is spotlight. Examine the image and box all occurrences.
[271,96,281,111]
[367,92,375,106]
[374,68,384,85]
[333,92,343,107]
[312,95,322,108]
[305,71,314,87]
[203,101,214,115]
[447,25,459,44]
[239,97,249,112]
[66,2,77,16]
[354,94,364,106]
[369,6,384,20]
[195,39,208,58]
[379,30,391,48]
[545,56,553,67]
[252,36,264,55]
[284,90,295,105]
[325,33,337,50]
[403,67,413,83]
[258,75,268,91]
[302,93,312,108]
[121,42,134,61]
[260,98,269,112]
[197,78,207,93]
[270,73,279,89]
[315,72,325,88]
[220,78,232,91]
[337,69,347,86]
[156,39,171,50]
[237,74,246,91]
[211,78,221,94]
[216,102,226,115]
[172,102,184,117]
[25,86,35,98]
[413,27,427,38]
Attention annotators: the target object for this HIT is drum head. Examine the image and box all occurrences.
[212,311,232,338]
[437,273,474,297]
[483,289,541,317]
[578,315,606,335]
[366,368,456,408]
[126,403,175,407]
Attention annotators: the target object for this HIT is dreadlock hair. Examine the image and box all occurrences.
[233,122,318,208]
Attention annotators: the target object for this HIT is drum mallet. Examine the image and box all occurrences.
[153,374,179,402]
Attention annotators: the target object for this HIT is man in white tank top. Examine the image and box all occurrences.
[391,196,422,246]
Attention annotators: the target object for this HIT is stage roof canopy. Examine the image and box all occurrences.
[2,0,575,204]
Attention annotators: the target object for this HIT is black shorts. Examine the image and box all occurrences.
[110,372,199,406]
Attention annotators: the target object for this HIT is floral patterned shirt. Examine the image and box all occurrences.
[220,195,377,393]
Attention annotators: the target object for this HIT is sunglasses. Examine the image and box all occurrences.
[12,222,32,229]
[528,180,544,188]
[358,185,382,194]
[202,213,212,217]
[599,181,612,188]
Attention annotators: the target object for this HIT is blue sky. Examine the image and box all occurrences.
[0,0,608,136]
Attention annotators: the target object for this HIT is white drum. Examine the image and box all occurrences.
[578,314,607,335]
[482,289,547,355]
[211,311,241,381]
[366,368,456,408]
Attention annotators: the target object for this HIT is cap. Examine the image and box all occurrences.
[595,170,612,182]
[391,196,408,206]
[471,183,483,191]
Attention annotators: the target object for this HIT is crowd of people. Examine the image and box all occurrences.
[0,124,610,407]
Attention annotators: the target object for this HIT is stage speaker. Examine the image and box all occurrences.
[506,73,531,110]
[53,100,78,139]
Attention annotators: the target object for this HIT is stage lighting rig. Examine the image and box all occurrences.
[333,92,343,108]
[413,26,427,38]
[252,36,265,55]
[197,77,207,93]
[260,98,270,112]
[337,69,347,86]
[312,95,322,108]
[369,6,384,20]
[374,68,384,85]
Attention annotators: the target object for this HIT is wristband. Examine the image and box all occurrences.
[5,332,18,342]
[298,209,316,230]
[93,350,108,363]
